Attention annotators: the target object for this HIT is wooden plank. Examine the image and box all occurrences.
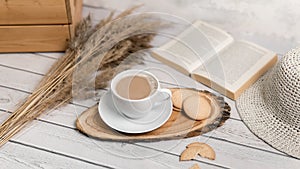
[1,110,298,169]
[0,53,284,155]
[0,25,70,52]
[0,53,273,122]
[35,52,64,60]
[69,0,83,25]
[0,109,105,169]
[66,0,83,38]
[0,64,285,155]
[64,0,83,25]
[0,0,68,25]
[0,57,240,118]
[0,53,56,75]
[0,85,282,154]
[0,66,43,92]
[137,137,299,169]
[0,55,297,167]
[0,142,107,169]
[0,111,219,169]
[75,0,83,25]
[0,0,82,52]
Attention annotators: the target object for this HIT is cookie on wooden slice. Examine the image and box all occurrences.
[172,89,199,109]
[183,95,211,120]
[186,142,216,160]
[189,164,201,169]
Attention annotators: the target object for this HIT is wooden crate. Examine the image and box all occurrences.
[0,0,82,52]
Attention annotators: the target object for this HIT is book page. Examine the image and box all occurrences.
[155,20,234,73]
[195,21,234,52]
[192,41,269,85]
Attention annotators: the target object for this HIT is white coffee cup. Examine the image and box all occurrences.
[111,69,172,119]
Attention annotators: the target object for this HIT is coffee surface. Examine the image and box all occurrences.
[116,75,155,100]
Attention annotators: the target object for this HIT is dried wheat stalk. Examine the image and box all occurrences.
[0,7,166,147]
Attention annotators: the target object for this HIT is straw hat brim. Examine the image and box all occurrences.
[236,71,300,159]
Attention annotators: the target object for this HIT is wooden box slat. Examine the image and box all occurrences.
[0,25,70,52]
[67,0,83,38]
[0,0,82,52]
[0,0,69,25]
[70,0,83,26]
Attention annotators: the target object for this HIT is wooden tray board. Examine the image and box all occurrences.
[76,88,231,141]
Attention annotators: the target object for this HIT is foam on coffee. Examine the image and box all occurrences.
[116,74,157,100]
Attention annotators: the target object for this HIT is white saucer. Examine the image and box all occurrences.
[98,90,172,133]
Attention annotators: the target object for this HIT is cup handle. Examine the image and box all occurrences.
[153,88,172,107]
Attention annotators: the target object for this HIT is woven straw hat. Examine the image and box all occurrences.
[236,48,300,158]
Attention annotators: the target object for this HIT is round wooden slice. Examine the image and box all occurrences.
[76,88,231,141]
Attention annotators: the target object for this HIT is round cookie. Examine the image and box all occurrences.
[172,89,199,109]
[183,95,211,120]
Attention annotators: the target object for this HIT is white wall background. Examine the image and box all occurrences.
[84,0,300,54]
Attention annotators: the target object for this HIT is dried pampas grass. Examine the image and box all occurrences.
[0,7,166,147]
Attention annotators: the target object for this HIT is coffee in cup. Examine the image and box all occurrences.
[111,69,171,119]
[115,74,157,100]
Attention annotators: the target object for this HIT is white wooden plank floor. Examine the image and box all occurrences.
[0,1,299,168]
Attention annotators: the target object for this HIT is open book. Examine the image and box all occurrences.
[152,20,277,100]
